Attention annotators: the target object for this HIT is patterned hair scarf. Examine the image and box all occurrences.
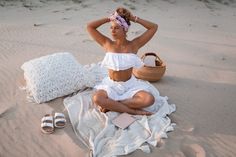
[109,11,129,32]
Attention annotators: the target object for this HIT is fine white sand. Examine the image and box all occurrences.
[0,0,236,156]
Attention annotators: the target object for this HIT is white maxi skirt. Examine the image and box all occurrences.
[94,75,151,101]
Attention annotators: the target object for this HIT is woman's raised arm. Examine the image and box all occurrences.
[87,18,111,47]
[131,16,158,49]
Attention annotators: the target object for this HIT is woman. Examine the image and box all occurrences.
[87,7,158,115]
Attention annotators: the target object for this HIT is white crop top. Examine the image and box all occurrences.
[101,52,144,71]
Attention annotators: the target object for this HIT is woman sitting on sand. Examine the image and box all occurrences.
[87,7,158,115]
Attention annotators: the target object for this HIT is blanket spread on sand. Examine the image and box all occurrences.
[64,63,176,157]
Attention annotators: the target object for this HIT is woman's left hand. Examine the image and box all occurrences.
[129,14,136,22]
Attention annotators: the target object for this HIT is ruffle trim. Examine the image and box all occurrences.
[101,52,144,71]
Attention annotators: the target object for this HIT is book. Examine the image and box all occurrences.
[112,113,136,129]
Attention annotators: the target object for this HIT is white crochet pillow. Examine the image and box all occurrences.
[21,52,96,103]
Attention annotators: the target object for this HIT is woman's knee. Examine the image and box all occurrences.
[92,93,102,105]
[92,93,99,104]
[92,90,107,106]
[134,91,155,107]
[143,93,155,106]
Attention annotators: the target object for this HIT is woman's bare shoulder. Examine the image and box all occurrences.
[103,39,114,51]
[129,40,139,53]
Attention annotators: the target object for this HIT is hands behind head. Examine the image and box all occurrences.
[116,7,135,22]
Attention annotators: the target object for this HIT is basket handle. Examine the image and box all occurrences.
[141,52,163,65]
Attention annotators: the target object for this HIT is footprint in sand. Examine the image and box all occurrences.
[65,7,74,11]
[62,17,70,20]
[165,0,177,4]
[33,23,46,27]
[180,125,195,133]
[64,31,74,36]
[181,144,206,157]
[123,2,136,10]
[156,139,165,148]
[168,114,194,134]
[0,104,18,120]
[82,39,94,43]
[52,10,60,13]
[212,24,218,28]
[16,75,26,89]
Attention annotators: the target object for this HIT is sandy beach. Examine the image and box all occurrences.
[0,0,236,156]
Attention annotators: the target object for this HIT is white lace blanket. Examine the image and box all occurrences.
[64,64,176,157]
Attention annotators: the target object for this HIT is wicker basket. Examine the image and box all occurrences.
[133,52,166,82]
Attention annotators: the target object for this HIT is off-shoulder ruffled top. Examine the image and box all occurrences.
[101,52,144,71]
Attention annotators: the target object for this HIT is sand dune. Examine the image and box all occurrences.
[0,0,236,156]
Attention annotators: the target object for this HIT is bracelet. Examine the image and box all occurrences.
[134,16,138,22]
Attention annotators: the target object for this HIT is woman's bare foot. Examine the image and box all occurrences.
[133,109,153,116]
[100,107,110,113]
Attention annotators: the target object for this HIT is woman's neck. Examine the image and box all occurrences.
[115,38,128,46]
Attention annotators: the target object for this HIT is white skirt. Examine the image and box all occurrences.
[94,75,151,101]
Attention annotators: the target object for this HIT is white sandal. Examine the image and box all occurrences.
[54,112,66,128]
[41,114,54,134]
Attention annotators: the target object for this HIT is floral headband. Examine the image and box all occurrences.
[109,11,129,32]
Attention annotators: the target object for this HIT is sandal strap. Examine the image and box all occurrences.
[54,112,65,118]
[54,118,66,124]
[41,122,54,128]
[41,116,53,122]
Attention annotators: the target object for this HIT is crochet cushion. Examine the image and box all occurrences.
[21,52,96,103]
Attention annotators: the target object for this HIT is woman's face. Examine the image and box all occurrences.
[110,21,126,39]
